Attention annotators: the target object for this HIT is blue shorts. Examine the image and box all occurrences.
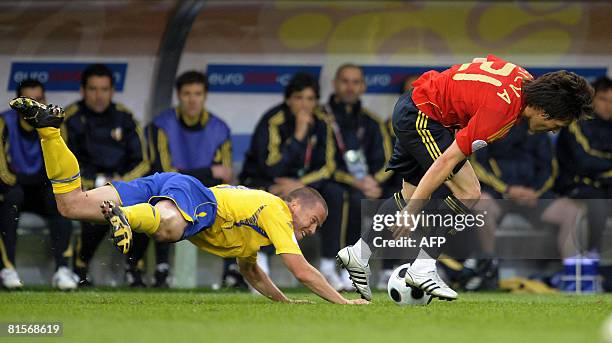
[111,172,217,240]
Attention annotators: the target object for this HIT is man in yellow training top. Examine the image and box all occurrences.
[9,97,368,305]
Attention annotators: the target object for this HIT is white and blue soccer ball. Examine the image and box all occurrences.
[387,263,433,306]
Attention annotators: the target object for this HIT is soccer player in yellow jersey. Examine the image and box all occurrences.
[9,97,368,305]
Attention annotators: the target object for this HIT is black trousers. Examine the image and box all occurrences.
[317,181,365,258]
[74,222,108,270]
[387,90,466,185]
[127,232,170,269]
[75,224,170,271]
[0,183,73,270]
[570,185,612,252]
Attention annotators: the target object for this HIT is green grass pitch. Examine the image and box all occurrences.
[0,289,610,343]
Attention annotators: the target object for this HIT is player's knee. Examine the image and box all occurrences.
[151,228,171,242]
[152,201,185,242]
[453,184,481,201]
[53,190,87,220]
[469,184,481,200]
[56,198,76,219]
[152,225,183,243]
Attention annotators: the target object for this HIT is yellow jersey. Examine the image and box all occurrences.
[187,185,302,263]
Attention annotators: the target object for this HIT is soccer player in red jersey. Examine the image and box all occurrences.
[338,55,594,301]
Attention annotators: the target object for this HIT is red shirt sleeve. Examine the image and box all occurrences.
[411,70,439,89]
[455,107,517,156]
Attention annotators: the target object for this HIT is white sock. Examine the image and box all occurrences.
[319,258,336,273]
[257,252,270,275]
[340,269,352,287]
[410,249,436,273]
[352,238,371,266]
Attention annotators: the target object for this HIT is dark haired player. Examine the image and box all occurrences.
[337,55,594,301]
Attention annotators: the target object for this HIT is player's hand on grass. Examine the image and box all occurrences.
[287,299,315,304]
[345,298,370,305]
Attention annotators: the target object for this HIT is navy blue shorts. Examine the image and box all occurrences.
[111,172,217,240]
[386,90,466,186]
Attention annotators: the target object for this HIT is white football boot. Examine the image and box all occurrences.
[52,266,79,291]
[336,246,371,301]
[1,268,23,289]
[405,266,458,301]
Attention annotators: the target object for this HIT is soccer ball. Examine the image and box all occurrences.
[387,263,432,306]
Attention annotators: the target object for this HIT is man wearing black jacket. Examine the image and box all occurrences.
[240,73,334,191]
[240,72,336,286]
[556,76,611,290]
[322,64,393,289]
[143,71,232,287]
[471,120,583,289]
[0,79,78,290]
[66,64,149,287]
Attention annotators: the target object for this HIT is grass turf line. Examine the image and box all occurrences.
[0,290,610,343]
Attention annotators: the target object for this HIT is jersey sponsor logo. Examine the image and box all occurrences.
[206,64,321,93]
[8,62,127,91]
[471,140,488,152]
[236,205,267,237]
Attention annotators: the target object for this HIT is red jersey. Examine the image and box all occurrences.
[411,54,533,156]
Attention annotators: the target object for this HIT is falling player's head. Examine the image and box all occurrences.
[333,63,366,105]
[285,187,328,240]
[522,70,593,133]
[175,71,209,119]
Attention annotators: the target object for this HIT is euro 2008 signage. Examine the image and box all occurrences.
[8,62,127,92]
[206,64,321,93]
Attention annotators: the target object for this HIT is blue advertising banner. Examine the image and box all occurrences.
[8,62,128,92]
[207,64,321,93]
[362,65,449,94]
[362,65,607,94]
[527,67,607,83]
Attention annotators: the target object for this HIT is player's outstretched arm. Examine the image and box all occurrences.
[281,253,369,305]
[394,141,466,237]
[236,257,292,303]
[411,140,466,203]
